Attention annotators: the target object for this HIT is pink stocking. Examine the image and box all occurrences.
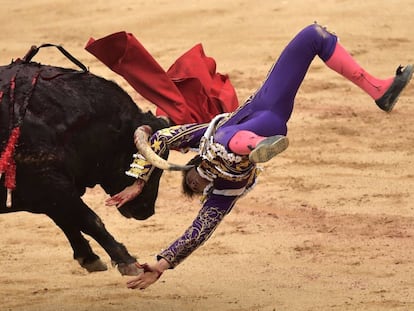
[228,130,265,155]
[326,43,393,100]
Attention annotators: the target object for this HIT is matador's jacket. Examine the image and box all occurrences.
[126,115,261,268]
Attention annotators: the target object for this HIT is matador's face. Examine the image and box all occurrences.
[185,167,210,194]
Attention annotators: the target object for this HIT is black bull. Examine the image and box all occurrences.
[0,56,170,275]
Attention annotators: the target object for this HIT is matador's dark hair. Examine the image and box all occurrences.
[181,154,203,198]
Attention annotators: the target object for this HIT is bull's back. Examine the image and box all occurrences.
[1,61,138,142]
[0,61,145,189]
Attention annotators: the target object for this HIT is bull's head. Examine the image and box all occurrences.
[117,162,166,220]
[113,126,193,220]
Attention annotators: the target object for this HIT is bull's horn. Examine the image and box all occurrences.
[134,126,194,171]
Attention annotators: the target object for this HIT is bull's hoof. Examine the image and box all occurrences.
[77,257,108,272]
[115,262,144,276]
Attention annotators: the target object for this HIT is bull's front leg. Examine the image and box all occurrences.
[47,207,108,273]
[71,200,141,276]
[48,197,141,276]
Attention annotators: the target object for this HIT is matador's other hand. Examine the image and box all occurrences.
[105,179,145,208]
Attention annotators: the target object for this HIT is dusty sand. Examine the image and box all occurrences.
[1,1,413,310]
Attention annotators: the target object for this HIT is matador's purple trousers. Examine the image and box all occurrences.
[215,23,337,146]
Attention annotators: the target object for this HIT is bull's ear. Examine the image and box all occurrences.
[156,116,172,127]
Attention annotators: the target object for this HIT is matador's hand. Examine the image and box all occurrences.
[126,262,163,290]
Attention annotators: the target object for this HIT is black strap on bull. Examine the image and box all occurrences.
[0,43,88,194]
[22,43,88,72]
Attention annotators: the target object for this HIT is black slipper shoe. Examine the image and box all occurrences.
[249,135,289,163]
[375,64,413,112]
